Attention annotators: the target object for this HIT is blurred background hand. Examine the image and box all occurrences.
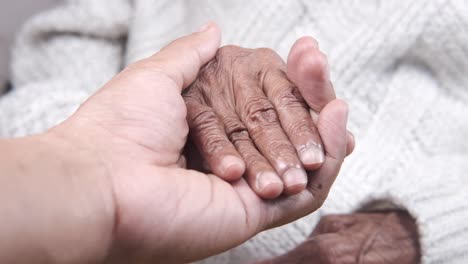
[257,211,420,264]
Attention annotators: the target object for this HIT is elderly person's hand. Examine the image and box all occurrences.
[184,42,354,198]
[257,211,420,264]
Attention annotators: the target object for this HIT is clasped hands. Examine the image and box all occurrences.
[20,23,417,264]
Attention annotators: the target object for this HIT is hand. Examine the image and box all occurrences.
[184,42,354,199]
[2,23,349,264]
[258,211,421,264]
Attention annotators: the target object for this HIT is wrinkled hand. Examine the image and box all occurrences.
[184,43,353,198]
[259,211,421,264]
[42,23,350,264]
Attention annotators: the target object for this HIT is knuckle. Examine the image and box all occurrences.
[189,107,218,130]
[242,150,264,164]
[244,97,278,125]
[189,109,229,154]
[236,146,267,166]
[183,82,206,103]
[229,130,251,146]
[217,45,253,62]
[198,57,220,83]
[203,137,228,155]
[276,85,306,107]
[285,117,313,136]
[254,48,284,66]
[255,47,277,57]
[222,115,247,140]
[266,140,297,163]
[218,45,241,55]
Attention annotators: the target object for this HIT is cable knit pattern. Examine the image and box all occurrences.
[1,0,467,263]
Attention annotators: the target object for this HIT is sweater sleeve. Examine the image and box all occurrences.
[0,0,132,137]
[323,62,468,263]
[320,1,468,262]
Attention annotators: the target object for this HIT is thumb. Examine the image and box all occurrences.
[307,99,348,209]
[123,22,221,91]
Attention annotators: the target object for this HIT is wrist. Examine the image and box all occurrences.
[0,132,115,264]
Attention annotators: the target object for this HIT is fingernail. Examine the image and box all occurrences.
[220,155,245,180]
[300,143,324,170]
[197,22,212,32]
[257,172,282,193]
[283,168,308,194]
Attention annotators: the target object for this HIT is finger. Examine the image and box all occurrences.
[288,37,355,157]
[287,36,335,112]
[185,99,245,181]
[229,128,284,199]
[204,96,285,199]
[310,109,355,156]
[257,99,349,231]
[263,68,324,170]
[307,100,348,209]
[125,22,221,91]
[238,91,308,194]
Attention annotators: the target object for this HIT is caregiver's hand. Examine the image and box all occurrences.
[0,23,349,264]
[184,41,354,198]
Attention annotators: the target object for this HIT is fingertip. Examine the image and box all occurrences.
[256,172,284,199]
[283,168,308,195]
[218,155,245,181]
[289,37,320,61]
[287,36,321,73]
[327,99,349,121]
[300,143,325,170]
[195,21,222,44]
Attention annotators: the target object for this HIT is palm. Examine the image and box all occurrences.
[75,71,188,167]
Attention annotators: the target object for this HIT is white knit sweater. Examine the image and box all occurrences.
[1,0,468,263]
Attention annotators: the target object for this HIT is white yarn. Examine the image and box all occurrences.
[1,0,468,263]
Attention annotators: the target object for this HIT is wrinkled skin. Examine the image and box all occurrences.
[257,211,421,264]
[184,45,335,198]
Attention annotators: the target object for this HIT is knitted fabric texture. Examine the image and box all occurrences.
[1,0,468,263]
